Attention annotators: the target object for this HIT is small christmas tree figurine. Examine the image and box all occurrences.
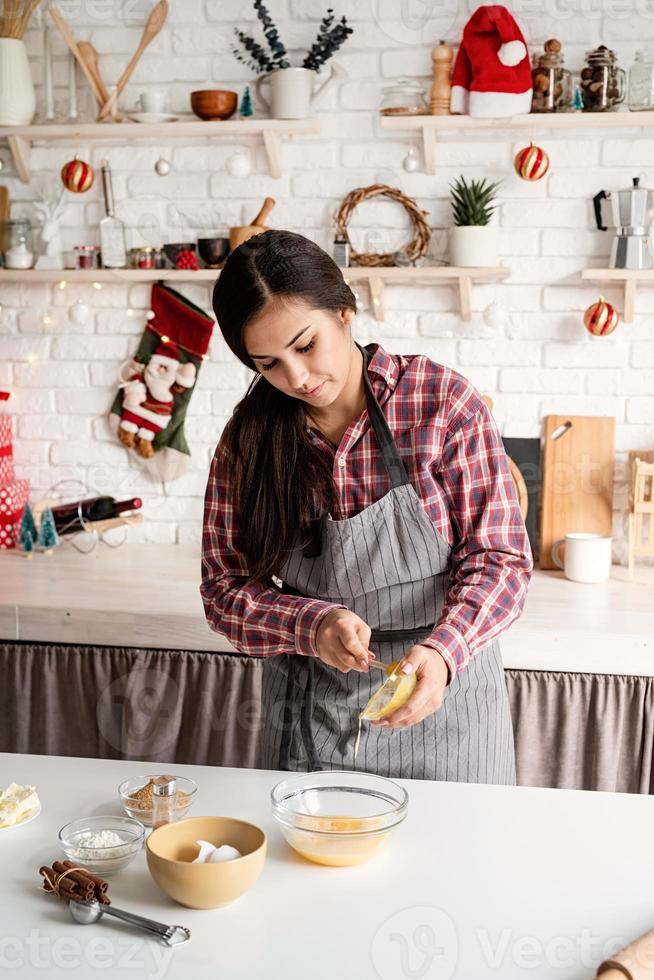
[19,503,37,558]
[239,85,254,118]
[37,507,59,553]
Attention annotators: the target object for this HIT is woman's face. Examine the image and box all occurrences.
[243,299,355,408]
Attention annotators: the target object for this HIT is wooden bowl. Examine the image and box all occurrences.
[190,90,237,121]
[146,816,266,910]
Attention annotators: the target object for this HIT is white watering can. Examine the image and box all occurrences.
[255,63,347,119]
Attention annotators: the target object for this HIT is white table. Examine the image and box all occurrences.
[0,752,652,979]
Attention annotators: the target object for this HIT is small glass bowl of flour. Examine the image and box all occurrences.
[58,816,146,874]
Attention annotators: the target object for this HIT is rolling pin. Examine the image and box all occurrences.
[229,197,276,250]
[595,927,654,978]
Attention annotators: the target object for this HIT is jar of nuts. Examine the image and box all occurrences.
[531,39,572,113]
[581,45,626,112]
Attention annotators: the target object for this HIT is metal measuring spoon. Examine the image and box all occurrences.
[68,899,190,947]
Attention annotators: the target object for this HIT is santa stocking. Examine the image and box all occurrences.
[109,283,214,483]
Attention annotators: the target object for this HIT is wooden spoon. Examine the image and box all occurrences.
[49,7,105,107]
[77,41,111,107]
[98,0,169,120]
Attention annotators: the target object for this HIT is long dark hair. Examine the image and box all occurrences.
[212,230,357,582]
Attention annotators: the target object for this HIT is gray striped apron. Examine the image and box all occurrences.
[260,345,516,784]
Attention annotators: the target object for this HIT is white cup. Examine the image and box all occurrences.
[551,532,613,583]
[138,90,166,114]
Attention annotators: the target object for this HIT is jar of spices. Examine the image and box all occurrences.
[128,246,157,269]
[628,49,654,111]
[380,78,428,115]
[74,245,100,270]
[581,45,626,112]
[152,775,177,830]
[531,38,573,113]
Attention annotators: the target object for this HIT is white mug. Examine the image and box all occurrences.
[551,532,613,583]
[138,90,166,114]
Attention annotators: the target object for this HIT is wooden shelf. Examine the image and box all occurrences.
[0,118,321,182]
[580,268,654,322]
[380,110,654,174]
[0,265,510,321]
[341,265,510,321]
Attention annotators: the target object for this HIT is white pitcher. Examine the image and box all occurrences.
[0,39,36,125]
[255,65,340,119]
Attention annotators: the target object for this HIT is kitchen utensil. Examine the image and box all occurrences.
[551,532,612,582]
[49,8,105,108]
[502,437,541,557]
[146,816,266,909]
[271,770,408,867]
[628,451,654,579]
[593,177,654,269]
[77,41,116,118]
[0,187,9,226]
[190,89,237,120]
[98,0,169,120]
[229,197,275,250]
[197,237,230,268]
[99,162,126,268]
[539,415,615,570]
[59,815,144,875]
[68,899,190,947]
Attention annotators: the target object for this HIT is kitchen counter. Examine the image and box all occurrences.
[0,543,652,676]
[1,750,652,980]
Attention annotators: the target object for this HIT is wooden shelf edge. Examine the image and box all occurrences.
[0,118,321,182]
[580,268,648,322]
[380,110,654,132]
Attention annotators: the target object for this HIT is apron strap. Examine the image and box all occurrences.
[357,343,411,490]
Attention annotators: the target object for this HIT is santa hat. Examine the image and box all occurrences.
[450,4,532,118]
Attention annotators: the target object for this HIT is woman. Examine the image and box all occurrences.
[201,230,532,783]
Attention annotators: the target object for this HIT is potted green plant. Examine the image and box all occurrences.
[449,176,502,267]
[232,2,353,119]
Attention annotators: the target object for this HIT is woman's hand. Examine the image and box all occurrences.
[315,609,374,674]
[372,644,450,729]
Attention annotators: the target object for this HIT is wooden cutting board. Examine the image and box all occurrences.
[539,415,615,569]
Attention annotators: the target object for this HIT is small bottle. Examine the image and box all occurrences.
[152,775,177,829]
[333,236,350,268]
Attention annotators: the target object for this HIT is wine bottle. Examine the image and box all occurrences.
[51,496,142,535]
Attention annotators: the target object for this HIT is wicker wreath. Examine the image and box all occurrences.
[335,183,431,267]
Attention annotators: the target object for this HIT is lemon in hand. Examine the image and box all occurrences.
[361,661,417,721]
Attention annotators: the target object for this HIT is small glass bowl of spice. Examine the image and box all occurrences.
[58,815,145,875]
[118,775,197,827]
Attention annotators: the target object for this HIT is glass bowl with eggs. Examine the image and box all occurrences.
[271,770,408,867]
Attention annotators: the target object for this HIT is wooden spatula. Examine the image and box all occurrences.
[49,7,105,107]
[98,0,169,120]
[77,42,110,106]
[0,187,9,225]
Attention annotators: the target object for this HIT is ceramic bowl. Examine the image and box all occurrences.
[190,90,238,121]
[118,775,197,827]
[59,815,145,875]
[146,816,266,909]
[197,237,230,268]
[271,770,408,867]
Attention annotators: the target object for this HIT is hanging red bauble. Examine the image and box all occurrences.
[60,155,95,193]
[514,142,550,181]
[583,295,619,336]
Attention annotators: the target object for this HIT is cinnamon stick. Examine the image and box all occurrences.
[62,860,108,893]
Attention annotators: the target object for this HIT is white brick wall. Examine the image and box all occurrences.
[2,0,654,561]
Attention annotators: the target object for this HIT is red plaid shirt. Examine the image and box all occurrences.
[201,343,533,683]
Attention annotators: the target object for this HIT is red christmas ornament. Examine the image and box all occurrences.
[583,295,619,336]
[514,142,550,181]
[61,155,95,193]
[175,249,199,271]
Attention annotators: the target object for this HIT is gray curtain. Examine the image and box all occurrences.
[2,643,652,793]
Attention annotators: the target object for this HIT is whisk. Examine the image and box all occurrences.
[0,0,40,39]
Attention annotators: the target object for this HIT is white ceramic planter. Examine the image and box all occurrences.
[0,38,36,125]
[449,225,500,267]
[255,66,337,119]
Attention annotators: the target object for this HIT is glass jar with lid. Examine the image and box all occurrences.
[380,78,428,115]
[1,220,34,269]
[581,45,626,112]
[628,49,654,110]
[531,39,573,112]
